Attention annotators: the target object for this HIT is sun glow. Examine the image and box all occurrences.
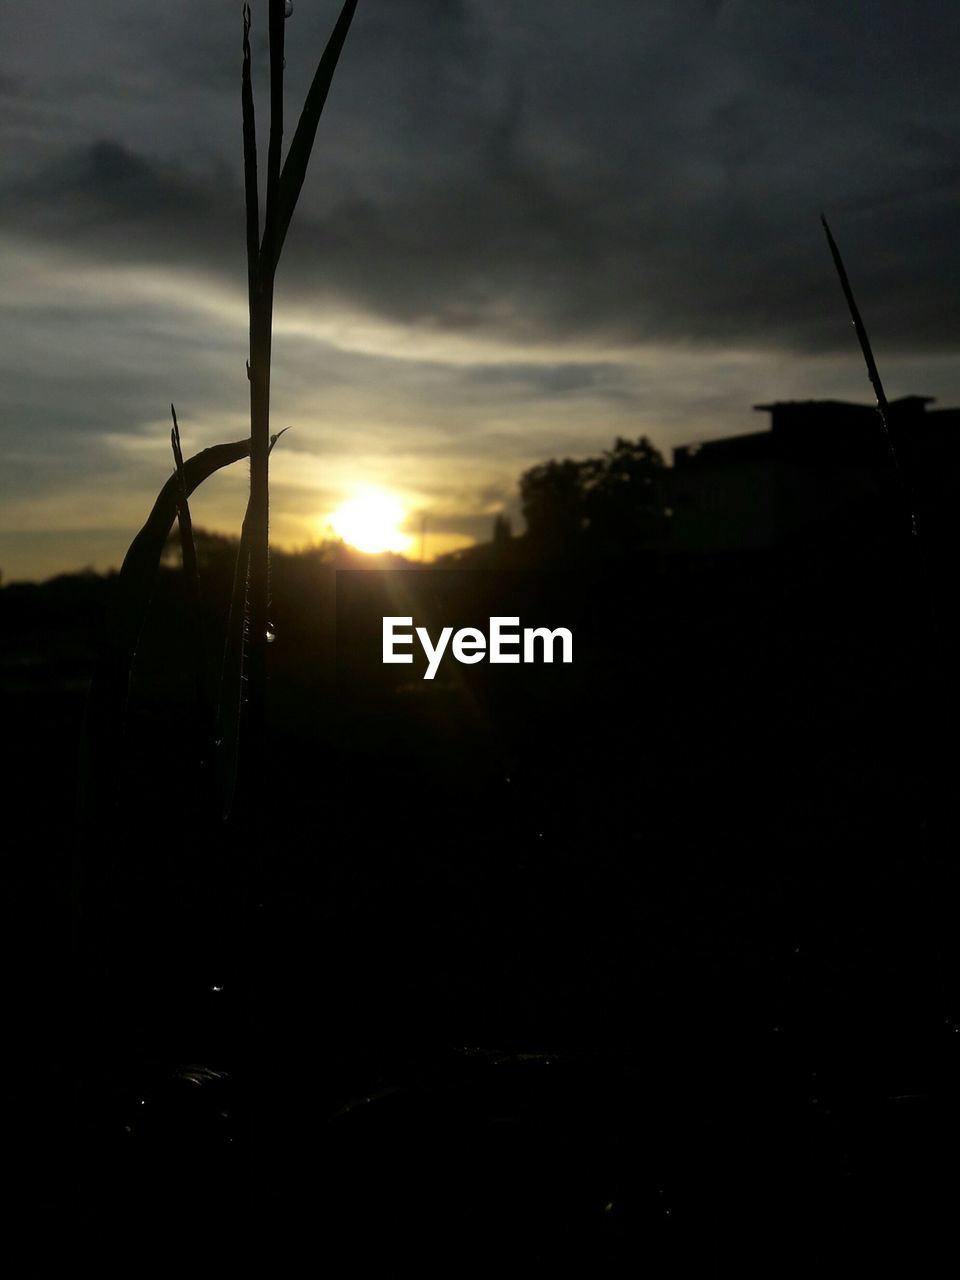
[328,489,412,555]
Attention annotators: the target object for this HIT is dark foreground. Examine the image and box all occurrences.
[6,533,960,1276]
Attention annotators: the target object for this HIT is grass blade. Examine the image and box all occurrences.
[171,404,212,762]
[271,0,359,268]
[823,213,960,1065]
[240,2,287,822]
[261,0,286,269]
[236,0,357,826]
[820,214,906,495]
[81,435,251,834]
[108,436,250,684]
[241,3,261,310]
[170,404,201,602]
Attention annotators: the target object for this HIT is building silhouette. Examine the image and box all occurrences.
[670,396,960,551]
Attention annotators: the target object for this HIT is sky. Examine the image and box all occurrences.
[2,0,960,579]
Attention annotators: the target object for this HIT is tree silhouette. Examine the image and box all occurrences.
[520,436,665,551]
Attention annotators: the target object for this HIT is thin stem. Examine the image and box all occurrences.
[171,404,208,748]
[241,4,260,315]
[244,2,286,808]
[820,214,912,521]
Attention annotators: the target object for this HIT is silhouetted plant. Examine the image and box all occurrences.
[83,435,251,819]
[81,1,359,824]
[228,0,359,819]
[821,214,917,532]
[78,1,361,972]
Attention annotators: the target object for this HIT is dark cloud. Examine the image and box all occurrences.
[2,1,959,355]
[18,139,229,222]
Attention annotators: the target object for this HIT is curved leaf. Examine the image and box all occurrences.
[85,437,251,775]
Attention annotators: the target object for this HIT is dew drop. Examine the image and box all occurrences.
[266,626,276,644]
[284,1,293,16]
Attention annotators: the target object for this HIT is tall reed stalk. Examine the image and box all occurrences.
[231,0,359,823]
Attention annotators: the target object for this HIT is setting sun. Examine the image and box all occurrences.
[328,489,412,555]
